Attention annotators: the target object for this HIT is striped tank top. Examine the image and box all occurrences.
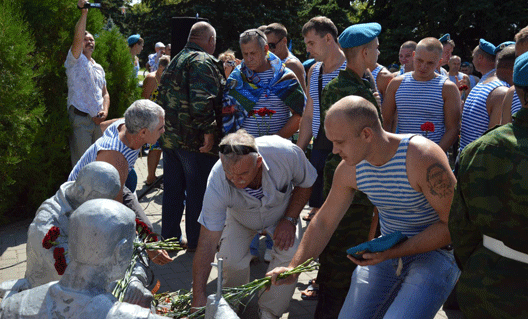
[511,90,522,115]
[241,68,290,137]
[68,119,139,181]
[395,73,447,144]
[459,79,508,151]
[371,64,384,104]
[311,61,347,138]
[356,135,439,237]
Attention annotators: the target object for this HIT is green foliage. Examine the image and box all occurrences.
[92,25,142,119]
[0,0,45,224]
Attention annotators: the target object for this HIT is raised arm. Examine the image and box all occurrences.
[71,0,89,59]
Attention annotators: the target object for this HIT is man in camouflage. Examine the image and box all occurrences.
[313,23,383,318]
[156,21,225,251]
[449,51,528,319]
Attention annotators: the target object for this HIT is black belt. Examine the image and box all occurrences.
[70,105,90,117]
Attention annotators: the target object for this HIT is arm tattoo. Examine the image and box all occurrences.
[426,163,453,198]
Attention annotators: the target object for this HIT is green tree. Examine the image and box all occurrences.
[0,0,45,223]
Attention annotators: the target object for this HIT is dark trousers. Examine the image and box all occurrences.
[161,148,218,248]
[314,282,349,319]
[308,148,331,208]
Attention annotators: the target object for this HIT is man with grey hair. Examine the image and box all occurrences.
[222,28,305,138]
[0,199,167,318]
[191,129,317,319]
[68,99,173,265]
[156,21,225,251]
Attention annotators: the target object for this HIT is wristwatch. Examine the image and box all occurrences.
[282,216,298,226]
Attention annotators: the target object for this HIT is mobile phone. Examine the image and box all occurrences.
[79,2,102,9]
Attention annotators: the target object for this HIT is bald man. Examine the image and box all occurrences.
[156,22,226,251]
[268,95,460,318]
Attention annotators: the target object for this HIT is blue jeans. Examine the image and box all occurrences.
[161,148,218,248]
[250,233,273,256]
[338,249,460,319]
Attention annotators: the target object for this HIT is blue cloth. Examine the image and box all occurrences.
[439,33,450,44]
[127,34,141,46]
[514,51,528,86]
[479,39,496,56]
[494,41,515,55]
[161,148,217,249]
[338,249,460,319]
[250,233,273,256]
[222,52,305,134]
[339,22,381,49]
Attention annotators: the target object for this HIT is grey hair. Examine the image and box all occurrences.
[240,29,267,50]
[219,129,259,165]
[124,99,165,134]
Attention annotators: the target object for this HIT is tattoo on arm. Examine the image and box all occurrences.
[426,163,453,198]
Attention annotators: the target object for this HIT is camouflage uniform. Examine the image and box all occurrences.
[155,42,225,247]
[314,68,382,319]
[449,107,528,319]
[156,42,225,155]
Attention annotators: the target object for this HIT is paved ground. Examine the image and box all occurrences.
[0,155,463,318]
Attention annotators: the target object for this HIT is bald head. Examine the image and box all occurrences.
[326,96,381,135]
[188,22,216,54]
[416,37,443,57]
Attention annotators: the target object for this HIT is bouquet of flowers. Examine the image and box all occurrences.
[248,107,277,136]
[154,257,319,318]
[42,226,69,275]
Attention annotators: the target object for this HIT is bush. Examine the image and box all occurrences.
[0,0,46,224]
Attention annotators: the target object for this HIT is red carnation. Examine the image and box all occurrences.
[420,121,435,138]
[458,85,469,91]
[247,110,255,117]
[54,255,67,275]
[255,107,268,117]
[53,247,65,260]
[42,226,61,249]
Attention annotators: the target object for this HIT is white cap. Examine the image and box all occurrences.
[155,42,165,49]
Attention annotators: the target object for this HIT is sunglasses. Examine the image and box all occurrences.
[267,36,284,50]
[240,30,267,43]
[224,60,236,67]
[219,144,257,155]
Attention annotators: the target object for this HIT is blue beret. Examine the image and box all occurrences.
[461,61,470,67]
[513,51,528,87]
[494,41,515,55]
[339,22,381,49]
[127,34,141,46]
[479,38,496,56]
[439,33,451,44]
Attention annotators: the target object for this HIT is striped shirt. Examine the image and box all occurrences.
[68,119,139,181]
[459,79,508,151]
[241,68,291,137]
[356,135,438,237]
[511,90,522,115]
[311,61,347,138]
[371,64,384,104]
[395,73,448,144]
[245,187,264,200]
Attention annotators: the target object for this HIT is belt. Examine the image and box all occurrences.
[483,235,528,264]
[70,105,90,117]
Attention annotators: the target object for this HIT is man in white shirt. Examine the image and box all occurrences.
[65,0,110,167]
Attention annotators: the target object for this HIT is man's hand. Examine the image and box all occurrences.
[147,249,175,265]
[272,219,296,251]
[199,133,214,153]
[347,250,388,267]
[77,0,88,10]
[266,266,298,287]
[92,110,108,125]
